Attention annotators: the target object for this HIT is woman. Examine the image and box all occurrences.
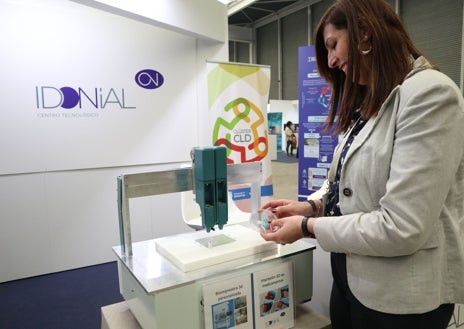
[260,1,464,328]
[284,121,294,156]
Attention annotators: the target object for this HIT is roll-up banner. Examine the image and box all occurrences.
[206,62,272,211]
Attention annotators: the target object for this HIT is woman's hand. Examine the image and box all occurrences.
[261,199,314,218]
[260,215,305,244]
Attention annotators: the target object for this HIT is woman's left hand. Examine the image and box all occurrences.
[260,215,304,244]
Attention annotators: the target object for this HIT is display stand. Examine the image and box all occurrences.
[113,237,315,329]
[114,160,316,329]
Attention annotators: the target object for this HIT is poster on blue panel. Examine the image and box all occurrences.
[297,46,337,199]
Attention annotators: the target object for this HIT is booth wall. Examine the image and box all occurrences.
[0,0,227,283]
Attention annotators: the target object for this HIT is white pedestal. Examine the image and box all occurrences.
[101,302,141,329]
[113,232,315,329]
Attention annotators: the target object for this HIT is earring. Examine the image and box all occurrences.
[358,44,372,55]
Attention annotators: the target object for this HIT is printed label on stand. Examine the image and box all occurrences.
[203,274,253,329]
[253,262,294,329]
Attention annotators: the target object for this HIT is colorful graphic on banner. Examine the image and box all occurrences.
[267,112,282,152]
[298,46,337,199]
[207,62,272,209]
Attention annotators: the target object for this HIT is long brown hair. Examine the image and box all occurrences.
[314,0,428,134]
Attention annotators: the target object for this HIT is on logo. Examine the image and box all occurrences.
[135,69,164,89]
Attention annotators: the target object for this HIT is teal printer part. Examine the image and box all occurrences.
[193,146,228,232]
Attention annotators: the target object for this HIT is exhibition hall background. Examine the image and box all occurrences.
[230,0,463,100]
[0,0,463,323]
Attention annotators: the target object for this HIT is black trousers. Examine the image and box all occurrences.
[330,253,454,329]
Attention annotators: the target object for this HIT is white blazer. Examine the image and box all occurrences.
[314,57,464,314]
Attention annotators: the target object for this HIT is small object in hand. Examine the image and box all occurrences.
[252,208,278,233]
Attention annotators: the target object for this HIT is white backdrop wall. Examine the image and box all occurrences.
[2,0,200,173]
[0,0,227,282]
[73,0,226,42]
